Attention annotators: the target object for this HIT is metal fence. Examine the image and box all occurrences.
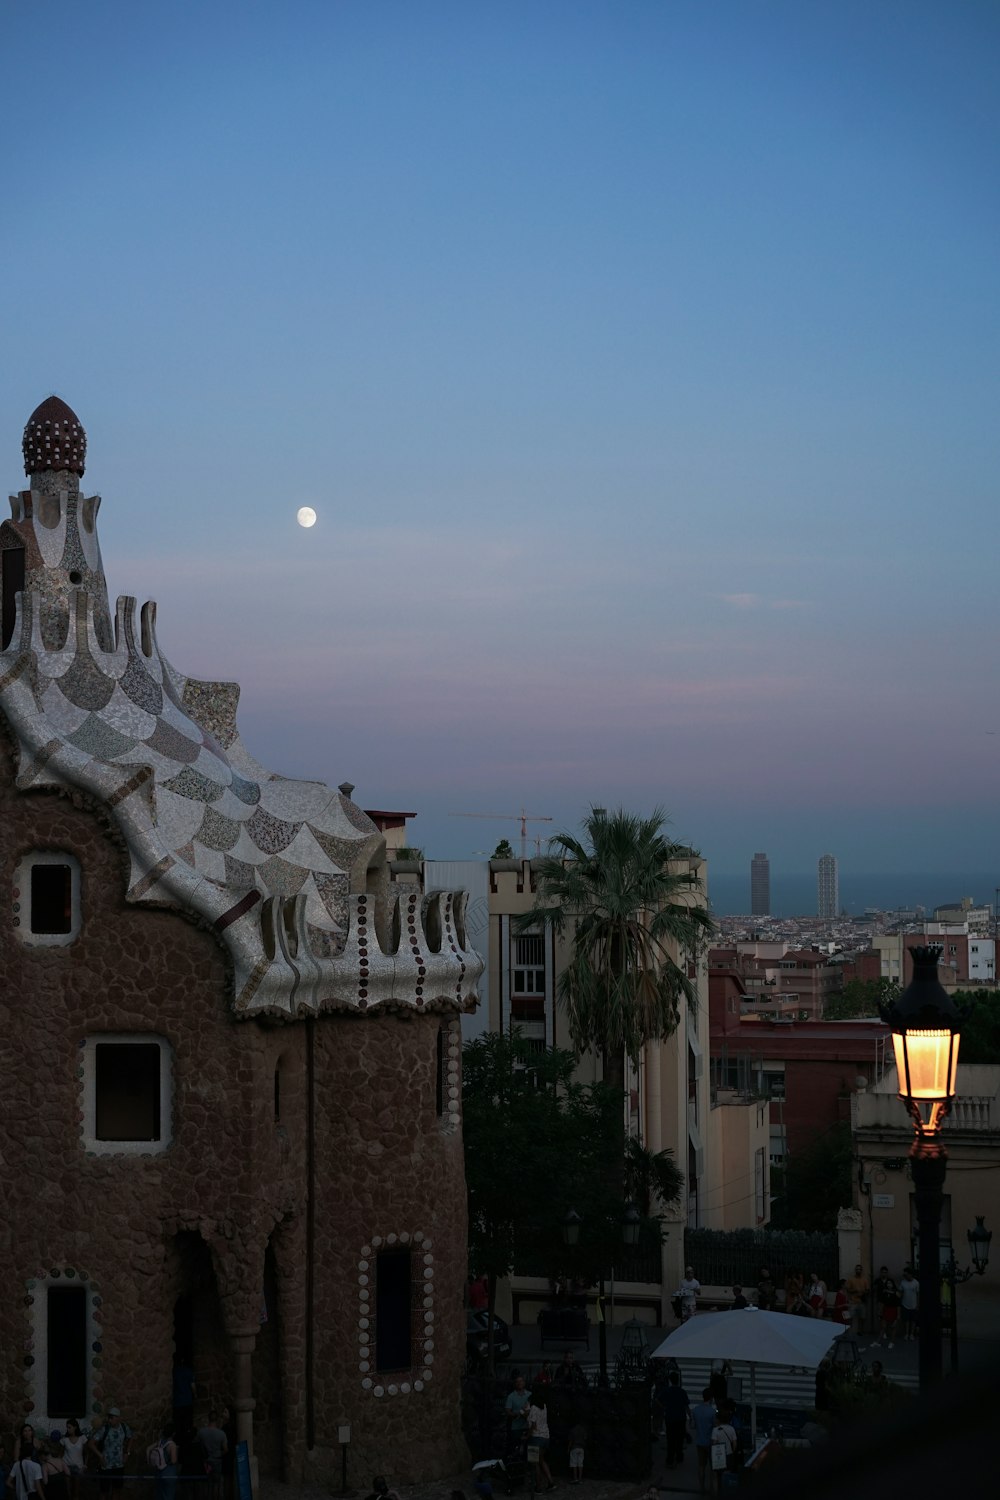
[514,1242,662,1284]
[683,1226,838,1291]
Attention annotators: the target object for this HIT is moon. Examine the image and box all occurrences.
[296,506,317,528]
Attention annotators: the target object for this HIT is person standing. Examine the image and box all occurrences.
[661,1372,691,1470]
[756,1268,775,1311]
[554,1352,586,1388]
[39,1444,68,1500]
[195,1415,227,1500]
[709,1409,737,1495]
[679,1267,701,1320]
[87,1409,132,1498]
[832,1279,851,1325]
[567,1422,586,1486]
[877,1278,900,1347]
[148,1425,179,1500]
[690,1388,717,1495]
[7,1451,45,1500]
[846,1263,870,1335]
[873,1265,892,1333]
[505,1375,531,1445]
[525,1392,555,1491]
[784,1269,805,1315]
[730,1286,748,1310]
[807,1271,828,1318]
[899,1267,919,1341]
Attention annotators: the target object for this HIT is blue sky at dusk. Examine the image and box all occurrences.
[2,1,998,883]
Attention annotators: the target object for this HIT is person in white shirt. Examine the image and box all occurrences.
[899,1267,919,1341]
[526,1393,555,1491]
[7,1454,45,1500]
[679,1267,701,1319]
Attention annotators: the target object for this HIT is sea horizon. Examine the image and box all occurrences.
[706,870,1000,920]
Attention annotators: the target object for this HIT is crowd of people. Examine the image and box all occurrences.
[1,1409,234,1500]
[676,1261,921,1336]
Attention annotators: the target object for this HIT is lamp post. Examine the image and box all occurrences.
[563,1202,642,1387]
[882,944,961,1391]
[942,1216,992,1373]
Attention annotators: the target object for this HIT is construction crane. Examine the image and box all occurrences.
[449,808,554,861]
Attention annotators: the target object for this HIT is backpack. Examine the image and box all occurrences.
[147,1443,167,1471]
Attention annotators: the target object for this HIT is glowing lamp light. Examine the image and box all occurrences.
[884,945,961,1136]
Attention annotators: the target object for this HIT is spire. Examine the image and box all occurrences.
[22,396,87,477]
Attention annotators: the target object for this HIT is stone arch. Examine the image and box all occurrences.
[167,1230,230,1423]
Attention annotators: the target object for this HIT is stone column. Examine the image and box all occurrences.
[836,1206,863,1281]
[230,1325,259,1494]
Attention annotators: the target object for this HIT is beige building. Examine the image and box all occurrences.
[413,850,770,1320]
[852,1064,1000,1347]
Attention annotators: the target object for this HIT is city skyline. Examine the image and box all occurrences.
[2,2,998,877]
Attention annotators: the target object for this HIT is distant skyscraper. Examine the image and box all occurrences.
[751,852,770,915]
[818,853,839,918]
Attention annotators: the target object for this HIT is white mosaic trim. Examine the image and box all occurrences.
[358,1232,434,1396]
[442,1020,461,1134]
[23,1268,102,1423]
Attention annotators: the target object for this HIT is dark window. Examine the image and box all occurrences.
[375,1248,412,1371]
[48,1286,87,1416]
[2,545,25,649]
[30,863,72,934]
[436,1028,444,1117]
[95,1043,161,1140]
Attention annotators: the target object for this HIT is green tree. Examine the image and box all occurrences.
[463,1031,627,1367]
[952,989,1000,1063]
[624,1136,684,1217]
[769,1123,853,1232]
[824,976,899,1020]
[492,838,515,859]
[520,806,714,1095]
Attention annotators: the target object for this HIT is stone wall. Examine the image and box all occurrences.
[0,728,468,1481]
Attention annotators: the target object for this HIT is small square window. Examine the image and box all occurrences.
[95,1043,161,1141]
[81,1035,171,1155]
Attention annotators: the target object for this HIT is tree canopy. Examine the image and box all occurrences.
[824,976,899,1020]
[769,1123,853,1232]
[463,1031,627,1289]
[520,806,714,1082]
[953,989,1000,1064]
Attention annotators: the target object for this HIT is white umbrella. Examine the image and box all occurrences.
[650,1309,845,1444]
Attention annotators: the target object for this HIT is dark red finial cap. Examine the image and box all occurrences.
[23,396,87,477]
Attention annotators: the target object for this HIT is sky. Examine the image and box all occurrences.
[1,1,998,882]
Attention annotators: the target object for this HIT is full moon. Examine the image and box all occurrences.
[296,506,317,528]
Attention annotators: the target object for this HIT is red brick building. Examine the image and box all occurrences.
[0,399,483,1484]
[709,955,889,1163]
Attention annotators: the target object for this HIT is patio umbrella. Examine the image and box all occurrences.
[650,1308,845,1444]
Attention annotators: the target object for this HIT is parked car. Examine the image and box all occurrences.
[466,1309,512,1365]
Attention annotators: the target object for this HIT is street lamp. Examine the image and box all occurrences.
[562,1201,642,1387]
[942,1216,992,1373]
[882,944,961,1390]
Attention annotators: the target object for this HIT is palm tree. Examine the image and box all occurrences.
[520,806,713,1094]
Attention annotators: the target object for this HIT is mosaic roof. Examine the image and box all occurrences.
[1,409,482,1019]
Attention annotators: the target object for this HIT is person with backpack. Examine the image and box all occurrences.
[6,1448,45,1500]
[86,1409,133,1497]
[146,1425,179,1500]
[709,1409,737,1494]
